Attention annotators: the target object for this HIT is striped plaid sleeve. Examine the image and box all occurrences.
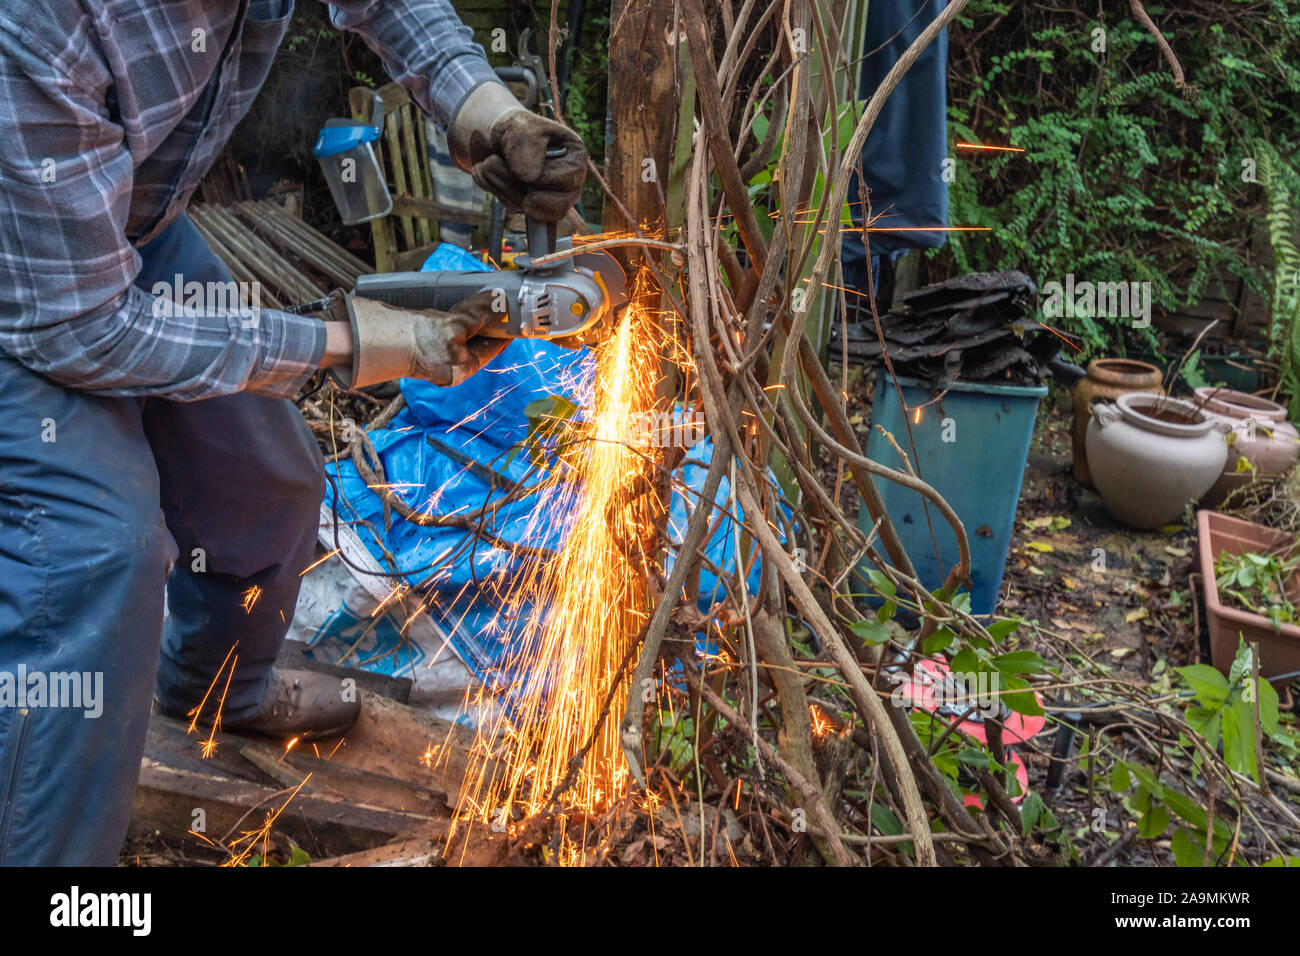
[0,23,325,401]
[326,0,504,129]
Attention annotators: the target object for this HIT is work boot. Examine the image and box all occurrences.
[160,668,361,742]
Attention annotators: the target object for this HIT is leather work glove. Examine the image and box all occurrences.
[328,290,509,388]
[448,82,587,222]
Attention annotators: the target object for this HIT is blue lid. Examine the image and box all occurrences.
[313,124,380,158]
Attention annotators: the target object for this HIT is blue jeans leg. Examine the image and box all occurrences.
[137,215,325,720]
[0,213,323,865]
[0,357,176,866]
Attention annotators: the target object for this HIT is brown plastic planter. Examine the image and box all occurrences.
[1196,509,1300,687]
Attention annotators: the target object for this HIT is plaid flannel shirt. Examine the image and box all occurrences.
[0,0,500,400]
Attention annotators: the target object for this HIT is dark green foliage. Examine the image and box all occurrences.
[940,1,1300,357]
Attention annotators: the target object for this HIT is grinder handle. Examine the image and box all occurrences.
[526,218,557,261]
[525,144,568,260]
[352,271,519,337]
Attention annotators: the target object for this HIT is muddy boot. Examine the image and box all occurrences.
[162,668,361,742]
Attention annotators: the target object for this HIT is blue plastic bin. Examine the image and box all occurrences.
[859,373,1047,614]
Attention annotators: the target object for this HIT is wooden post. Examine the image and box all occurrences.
[602,0,679,264]
[603,0,686,404]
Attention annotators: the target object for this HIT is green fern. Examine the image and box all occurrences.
[1259,146,1300,416]
[942,3,1300,359]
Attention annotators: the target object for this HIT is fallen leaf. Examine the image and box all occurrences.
[1028,566,1046,576]
[1026,541,1054,553]
[1164,546,1188,557]
[1124,608,1149,624]
[1061,575,1078,590]
[1110,647,1137,659]
[1026,515,1071,532]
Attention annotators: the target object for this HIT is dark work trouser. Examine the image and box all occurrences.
[0,213,323,865]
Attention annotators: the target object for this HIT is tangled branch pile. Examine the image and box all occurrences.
[498,0,1297,868]
[304,0,1300,866]
[521,0,1032,867]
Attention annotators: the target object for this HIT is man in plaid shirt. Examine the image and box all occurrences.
[0,0,587,865]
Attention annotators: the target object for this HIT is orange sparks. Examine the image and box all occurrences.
[809,704,832,739]
[299,549,340,576]
[457,274,668,832]
[199,657,236,759]
[1034,320,1085,354]
[956,141,1026,152]
[183,642,238,759]
[240,585,262,613]
[859,226,992,233]
[222,773,312,867]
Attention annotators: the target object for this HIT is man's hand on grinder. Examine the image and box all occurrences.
[321,290,508,388]
[448,82,587,222]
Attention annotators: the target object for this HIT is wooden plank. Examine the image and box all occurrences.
[399,102,434,247]
[238,744,448,817]
[603,0,679,259]
[308,835,444,867]
[386,107,417,249]
[390,195,492,224]
[352,87,400,273]
[311,694,485,806]
[133,759,435,858]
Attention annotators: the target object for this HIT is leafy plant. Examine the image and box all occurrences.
[942,2,1300,357]
[1214,548,1300,630]
[1259,143,1300,416]
[1178,645,1279,784]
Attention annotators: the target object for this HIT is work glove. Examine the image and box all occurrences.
[448,82,587,222]
[328,290,508,389]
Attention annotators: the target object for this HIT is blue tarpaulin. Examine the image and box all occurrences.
[322,244,768,687]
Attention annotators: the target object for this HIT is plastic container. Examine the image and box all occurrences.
[314,91,392,226]
[1196,509,1300,688]
[859,374,1047,615]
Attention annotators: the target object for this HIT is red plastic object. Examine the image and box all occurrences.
[894,658,1044,806]
[1196,509,1300,687]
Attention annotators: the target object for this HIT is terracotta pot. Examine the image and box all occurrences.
[1071,358,1163,486]
[1086,393,1228,529]
[1197,510,1300,688]
[1194,387,1300,506]
[1193,386,1290,423]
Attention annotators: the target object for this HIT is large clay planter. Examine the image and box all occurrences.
[1194,387,1300,506]
[1197,510,1300,689]
[1086,393,1228,529]
[1071,359,1164,487]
